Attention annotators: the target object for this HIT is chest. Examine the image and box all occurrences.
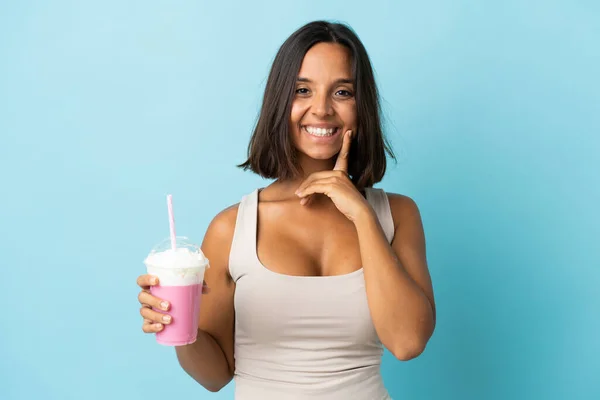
[234,271,380,350]
[256,200,362,277]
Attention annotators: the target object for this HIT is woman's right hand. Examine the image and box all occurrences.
[137,274,172,333]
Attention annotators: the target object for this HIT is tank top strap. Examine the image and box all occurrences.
[365,188,395,244]
[228,188,259,282]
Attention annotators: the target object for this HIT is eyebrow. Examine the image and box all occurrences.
[297,77,354,85]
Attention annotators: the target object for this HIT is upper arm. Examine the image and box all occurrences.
[388,193,436,323]
[198,204,239,374]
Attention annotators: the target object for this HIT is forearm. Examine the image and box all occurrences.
[355,211,435,359]
[175,329,233,392]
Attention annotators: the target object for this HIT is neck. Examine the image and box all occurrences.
[298,155,336,178]
[273,155,336,194]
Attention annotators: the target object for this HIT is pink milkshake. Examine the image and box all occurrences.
[144,237,209,346]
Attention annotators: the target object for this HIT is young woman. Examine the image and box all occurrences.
[136,20,436,400]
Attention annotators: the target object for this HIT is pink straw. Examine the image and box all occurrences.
[167,194,176,251]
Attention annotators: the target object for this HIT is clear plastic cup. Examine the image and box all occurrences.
[143,236,209,346]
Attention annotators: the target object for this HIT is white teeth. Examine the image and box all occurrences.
[305,126,336,137]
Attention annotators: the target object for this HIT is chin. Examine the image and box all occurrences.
[299,148,338,161]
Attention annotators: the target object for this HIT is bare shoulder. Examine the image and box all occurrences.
[382,191,422,229]
[201,203,240,272]
[204,203,240,241]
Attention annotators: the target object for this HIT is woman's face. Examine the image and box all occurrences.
[289,42,357,162]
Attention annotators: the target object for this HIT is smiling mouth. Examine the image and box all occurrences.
[302,125,340,137]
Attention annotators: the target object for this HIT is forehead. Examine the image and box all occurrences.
[298,42,353,80]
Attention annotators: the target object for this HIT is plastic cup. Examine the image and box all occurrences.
[143,236,209,346]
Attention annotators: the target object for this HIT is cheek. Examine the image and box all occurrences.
[337,103,357,129]
[289,102,306,147]
[290,101,307,127]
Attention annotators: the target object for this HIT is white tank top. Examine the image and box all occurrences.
[228,187,395,400]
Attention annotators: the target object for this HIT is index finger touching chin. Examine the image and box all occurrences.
[333,130,353,172]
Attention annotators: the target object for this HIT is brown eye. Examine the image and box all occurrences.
[296,88,309,95]
[336,89,353,97]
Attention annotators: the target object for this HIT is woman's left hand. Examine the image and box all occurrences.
[295,130,373,223]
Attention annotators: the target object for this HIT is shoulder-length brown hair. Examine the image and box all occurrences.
[238,20,395,189]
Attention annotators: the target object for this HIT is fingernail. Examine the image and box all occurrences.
[162,315,171,323]
[150,277,157,285]
[154,323,163,330]
[347,130,352,137]
[160,301,169,310]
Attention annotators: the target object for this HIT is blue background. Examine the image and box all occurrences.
[1,1,598,399]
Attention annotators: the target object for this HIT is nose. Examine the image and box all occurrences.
[311,91,333,117]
